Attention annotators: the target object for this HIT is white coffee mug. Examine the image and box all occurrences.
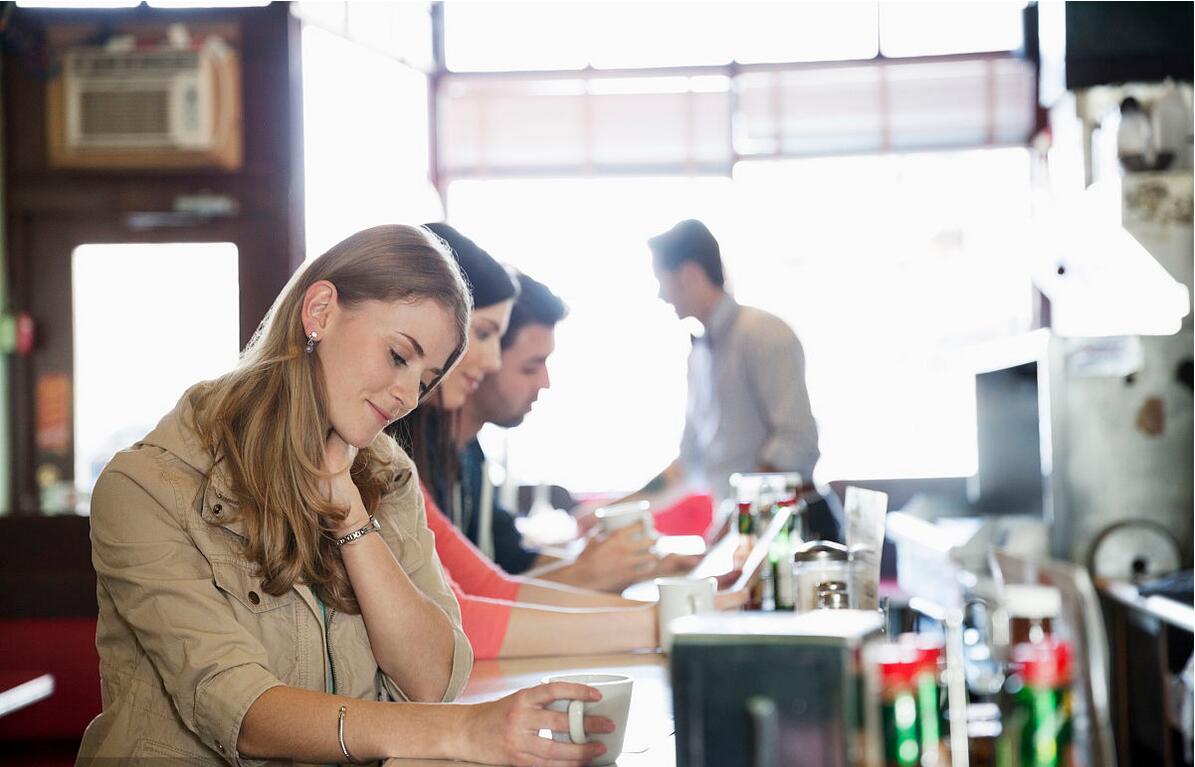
[544,673,633,766]
[595,500,654,538]
[656,576,716,652]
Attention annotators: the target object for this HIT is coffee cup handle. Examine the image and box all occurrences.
[567,699,587,745]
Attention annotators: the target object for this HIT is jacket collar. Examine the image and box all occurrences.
[700,292,739,347]
[138,385,245,538]
[138,385,331,622]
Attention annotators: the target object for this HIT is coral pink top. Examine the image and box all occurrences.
[421,485,520,659]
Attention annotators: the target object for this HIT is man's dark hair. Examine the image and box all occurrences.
[647,218,724,288]
[502,271,568,350]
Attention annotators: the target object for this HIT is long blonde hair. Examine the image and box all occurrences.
[190,225,470,613]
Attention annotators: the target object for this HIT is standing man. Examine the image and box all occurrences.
[641,219,838,539]
[456,271,696,589]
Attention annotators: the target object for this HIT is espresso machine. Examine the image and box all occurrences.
[670,610,885,767]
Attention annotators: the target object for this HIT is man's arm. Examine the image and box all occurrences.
[612,459,685,504]
[746,324,820,477]
[487,503,542,575]
[524,525,655,592]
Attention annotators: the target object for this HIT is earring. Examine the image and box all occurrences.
[305,331,319,354]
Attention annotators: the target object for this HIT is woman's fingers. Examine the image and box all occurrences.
[530,708,616,737]
[499,685,612,767]
[522,682,601,707]
[514,737,606,767]
[716,587,750,611]
[714,568,742,590]
[581,714,616,735]
[661,553,702,574]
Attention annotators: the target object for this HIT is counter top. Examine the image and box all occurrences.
[0,671,54,718]
[384,652,674,767]
[1098,578,1195,633]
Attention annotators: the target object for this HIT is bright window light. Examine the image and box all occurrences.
[73,243,239,505]
[302,24,442,260]
[147,1,270,7]
[16,1,138,7]
[444,1,1023,71]
[880,1,1026,58]
[730,149,1033,481]
[449,148,1034,491]
[732,1,880,63]
[444,1,591,71]
[448,176,735,492]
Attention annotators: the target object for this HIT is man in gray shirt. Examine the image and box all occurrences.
[641,219,838,540]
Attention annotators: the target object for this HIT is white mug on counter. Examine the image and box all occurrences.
[656,576,716,652]
[544,673,634,766]
[595,500,654,538]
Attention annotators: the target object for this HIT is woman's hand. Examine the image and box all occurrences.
[323,430,368,536]
[714,568,749,611]
[457,683,613,767]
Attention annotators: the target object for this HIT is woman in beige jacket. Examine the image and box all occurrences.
[77,225,612,767]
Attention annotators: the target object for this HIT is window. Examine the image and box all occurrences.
[730,148,1034,481]
[302,24,441,259]
[435,4,1037,491]
[73,243,240,506]
[444,1,1025,72]
[731,2,879,64]
[449,147,1034,491]
[447,176,734,492]
[879,2,1026,58]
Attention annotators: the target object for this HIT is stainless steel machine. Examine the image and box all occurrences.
[670,610,884,767]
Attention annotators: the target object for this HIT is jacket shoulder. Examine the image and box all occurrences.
[367,431,417,486]
[736,304,798,344]
[91,444,203,525]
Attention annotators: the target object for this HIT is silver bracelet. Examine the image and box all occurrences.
[338,704,363,764]
[335,515,380,547]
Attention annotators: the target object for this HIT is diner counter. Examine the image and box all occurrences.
[384,652,673,767]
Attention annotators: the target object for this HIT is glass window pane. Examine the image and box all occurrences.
[732,1,879,63]
[880,1,1026,58]
[731,148,1033,480]
[446,2,736,72]
[444,2,591,71]
[73,243,240,504]
[302,24,441,259]
[447,177,734,492]
[584,3,734,69]
[446,148,1033,489]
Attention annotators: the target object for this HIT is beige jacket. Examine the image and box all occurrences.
[76,391,473,766]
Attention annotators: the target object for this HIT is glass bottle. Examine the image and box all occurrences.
[997,638,1074,767]
[876,644,924,767]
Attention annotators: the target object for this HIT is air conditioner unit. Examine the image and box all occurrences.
[48,39,242,170]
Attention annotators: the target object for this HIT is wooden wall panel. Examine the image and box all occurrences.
[2,2,304,514]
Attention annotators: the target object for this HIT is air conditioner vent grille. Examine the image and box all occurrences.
[72,51,200,78]
[81,90,171,138]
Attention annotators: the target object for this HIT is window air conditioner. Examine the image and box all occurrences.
[48,39,242,170]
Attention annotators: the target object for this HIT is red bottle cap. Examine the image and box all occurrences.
[898,633,944,671]
[874,644,923,687]
[1012,638,1073,687]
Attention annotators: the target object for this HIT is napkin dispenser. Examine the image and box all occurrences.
[670,610,884,767]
